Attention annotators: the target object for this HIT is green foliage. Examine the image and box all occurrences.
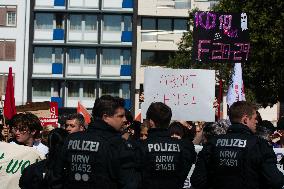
[169,0,284,107]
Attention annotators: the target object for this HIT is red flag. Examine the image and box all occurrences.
[4,67,16,120]
[77,102,91,125]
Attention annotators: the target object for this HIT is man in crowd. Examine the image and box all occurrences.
[49,95,139,189]
[65,113,85,134]
[139,102,196,189]
[191,101,284,189]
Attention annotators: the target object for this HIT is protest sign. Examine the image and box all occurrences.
[192,11,250,63]
[17,101,58,127]
[0,142,44,189]
[142,68,215,121]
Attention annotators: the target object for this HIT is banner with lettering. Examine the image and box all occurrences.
[192,11,250,63]
[142,68,215,121]
[0,142,45,189]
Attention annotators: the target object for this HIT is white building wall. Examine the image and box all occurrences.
[0,0,30,106]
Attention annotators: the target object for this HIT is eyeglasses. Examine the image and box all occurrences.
[12,127,28,134]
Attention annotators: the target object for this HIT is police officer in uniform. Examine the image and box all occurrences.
[191,101,284,189]
[49,95,139,189]
[139,102,196,189]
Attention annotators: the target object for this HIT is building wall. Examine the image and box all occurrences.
[0,0,30,106]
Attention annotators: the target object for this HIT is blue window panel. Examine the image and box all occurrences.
[51,97,63,108]
[122,0,133,8]
[54,0,65,6]
[121,31,132,42]
[53,29,64,40]
[120,65,131,76]
[124,99,131,110]
[52,63,63,74]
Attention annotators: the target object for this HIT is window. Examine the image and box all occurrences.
[102,49,120,65]
[35,13,53,29]
[69,48,81,64]
[103,15,121,31]
[123,16,132,31]
[0,39,16,61]
[0,6,17,27]
[70,15,82,31]
[32,80,51,97]
[54,48,63,63]
[158,19,172,31]
[84,49,96,64]
[142,18,188,32]
[68,81,80,97]
[141,51,174,66]
[142,18,155,30]
[83,81,96,98]
[101,82,120,97]
[122,50,131,65]
[174,19,188,31]
[85,15,97,31]
[34,47,52,63]
[0,74,15,95]
[7,12,16,26]
[55,13,64,29]
[121,83,130,99]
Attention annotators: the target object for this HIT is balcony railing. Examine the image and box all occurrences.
[157,0,191,9]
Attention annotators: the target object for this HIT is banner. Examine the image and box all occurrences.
[192,12,250,63]
[0,142,45,189]
[226,63,246,107]
[142,68,215,121]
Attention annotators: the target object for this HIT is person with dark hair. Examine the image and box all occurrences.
[139,102,196,189]
[191,101,284,189]
[168,121,186,139]
[65,113,85,134]
[19,128,68,189]
[10,113,48,156]
[49,95,139,189]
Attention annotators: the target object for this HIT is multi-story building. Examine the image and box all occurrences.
[28,0,134,109]
[0,0,30,105]
[134,0,218,114]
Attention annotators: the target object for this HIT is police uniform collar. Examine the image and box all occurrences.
[228,123,254,135]
[148,128,170,137]
[87,119,118,134]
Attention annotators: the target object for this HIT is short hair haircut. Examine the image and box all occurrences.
[146,102,172,129]
[168,121,185,138]
[66,113,85,126]
[10,113,42,138]
[92,95,125,119]
[203,122,227,141]
[229,101,257,123]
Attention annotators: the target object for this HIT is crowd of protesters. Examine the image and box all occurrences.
[1,96,284,189]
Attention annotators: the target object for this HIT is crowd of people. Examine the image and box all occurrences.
[1,96,284,189]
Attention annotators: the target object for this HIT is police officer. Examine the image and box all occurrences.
[49,95,139,189]
[139,102,196,189]
[191,101,284,189]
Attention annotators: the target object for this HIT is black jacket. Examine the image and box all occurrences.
[139,128,196,189]
[191,123,284,189]
[49,120,139,189]
[19,160,47,189]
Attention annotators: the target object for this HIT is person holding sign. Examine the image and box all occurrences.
[191,101,284,189]
[139,102,196,189]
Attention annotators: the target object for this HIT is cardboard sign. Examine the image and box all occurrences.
[192,12,250,63]
[0,142,44,189]
[142,68,215,121]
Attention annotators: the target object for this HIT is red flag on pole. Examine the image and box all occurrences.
[4,67,16,120]
[77,101,91,125]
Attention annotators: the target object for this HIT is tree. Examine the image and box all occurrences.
[169,0,284,107]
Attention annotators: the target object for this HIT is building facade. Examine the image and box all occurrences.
[28,0,134,109]
[134,0,218,115]
[0,0,30,106]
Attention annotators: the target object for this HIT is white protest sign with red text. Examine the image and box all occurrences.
[142,68,215,121]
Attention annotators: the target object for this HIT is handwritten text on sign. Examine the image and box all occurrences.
[142,68,215,121]
[192,12,250,63]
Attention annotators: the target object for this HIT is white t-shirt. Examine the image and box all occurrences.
[10,141,49,156]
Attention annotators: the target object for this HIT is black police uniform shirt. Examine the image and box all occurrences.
[49,119,139,189]
[139,128,196,189]
[191,123,284,189]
